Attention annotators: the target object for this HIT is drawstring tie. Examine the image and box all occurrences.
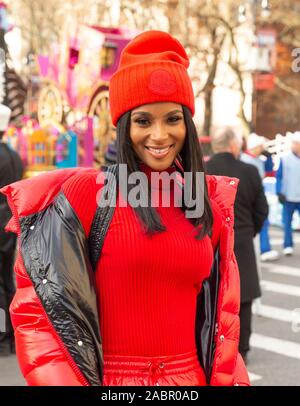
[141,361,166,378]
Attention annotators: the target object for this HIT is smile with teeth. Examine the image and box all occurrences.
[145,145,174,154]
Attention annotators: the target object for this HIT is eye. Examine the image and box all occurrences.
[134,118,151,126]
[167,115,182,124]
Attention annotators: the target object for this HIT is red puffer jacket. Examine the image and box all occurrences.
[1,168,249,386]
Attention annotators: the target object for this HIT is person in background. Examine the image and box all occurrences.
[276,132,300,256]
[0,104,23,356]
[104,126,117,167]
[241,133,279,262]
[206,127,269,364]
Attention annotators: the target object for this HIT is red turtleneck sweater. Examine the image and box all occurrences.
[62,164,221,358]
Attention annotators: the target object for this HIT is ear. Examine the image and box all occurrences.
[228,139,235,153]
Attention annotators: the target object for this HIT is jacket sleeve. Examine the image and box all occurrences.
[1,169,99,386]
[10,254,88,386]
[232,353,250,386]
[251,166,269,235]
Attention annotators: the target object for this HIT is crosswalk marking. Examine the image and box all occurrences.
[248,372,262,382]
[251,254,300,384]
[261,280,300,297]
[251,333,300,360]
[261,263,300,278]
[271,237,300,246]
[252,303,295,323]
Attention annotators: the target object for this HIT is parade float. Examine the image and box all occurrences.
[2,5,137,174]
[35,25,137,171]
[6,25,137,176]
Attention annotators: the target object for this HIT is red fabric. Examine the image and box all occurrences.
[102,351,206,386]
[1,168,250,386]
[2,168,97,229]
[0,168,97,386]
[206,176,249,386]
[109,31,195,126]
[62,165,221,366]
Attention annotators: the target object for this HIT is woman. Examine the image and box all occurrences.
[1,31,249,386]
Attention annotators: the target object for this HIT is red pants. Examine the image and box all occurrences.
[103,350,207,386]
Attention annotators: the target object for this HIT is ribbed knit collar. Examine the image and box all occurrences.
[139,162,176,175]
[139,162,178,188]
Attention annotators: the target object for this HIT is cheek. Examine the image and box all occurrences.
[130,128,143,148]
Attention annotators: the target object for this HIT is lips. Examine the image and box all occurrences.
[145,144,175,159]
[146,145,172,154]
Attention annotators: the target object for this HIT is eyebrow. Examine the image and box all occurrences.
[131,109,183,117]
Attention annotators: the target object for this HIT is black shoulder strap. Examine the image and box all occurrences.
[88,164,119,271]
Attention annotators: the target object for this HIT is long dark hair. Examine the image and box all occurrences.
[116,105,213,239]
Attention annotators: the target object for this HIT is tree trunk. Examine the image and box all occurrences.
[167,0,180,35]
[202,42,219,136]
[203,84,213,136]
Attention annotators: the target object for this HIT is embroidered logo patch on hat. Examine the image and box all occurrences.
[148,69,178,96]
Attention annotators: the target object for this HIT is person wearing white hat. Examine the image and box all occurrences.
[276,132,300,255]
[241,133,279,262]
[241,133,266,177]
[0,104,11,132]
[292,131,300,145]
[0,103,23,356]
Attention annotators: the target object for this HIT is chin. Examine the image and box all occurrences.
[146,159,174,171]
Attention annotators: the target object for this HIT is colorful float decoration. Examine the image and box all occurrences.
[37,25,137,168]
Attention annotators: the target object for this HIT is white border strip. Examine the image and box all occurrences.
[252,303,295,323]
[262,263,300,278]
[251,333,300,360]
[261,280,300,297]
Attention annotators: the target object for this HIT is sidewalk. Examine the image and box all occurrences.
[0,354,25,386]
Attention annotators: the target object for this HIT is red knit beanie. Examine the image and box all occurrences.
[109,30,195,126]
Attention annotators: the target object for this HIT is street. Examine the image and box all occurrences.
[248,227,300,386]
[1,227,300,386]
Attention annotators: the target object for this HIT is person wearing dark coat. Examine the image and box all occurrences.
[0,104,23,356]
[206,127,268,362]
[104,139,117,166]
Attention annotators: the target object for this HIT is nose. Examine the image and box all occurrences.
[149,122,169,144]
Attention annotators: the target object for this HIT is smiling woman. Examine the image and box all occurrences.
[1,30,249,387]
[130,103,185,168]
[115,99,212,238]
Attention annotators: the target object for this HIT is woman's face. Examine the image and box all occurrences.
[130,102,186,171]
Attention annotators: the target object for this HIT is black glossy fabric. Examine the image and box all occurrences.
[19,193,103,386]
[195,249,220,384]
